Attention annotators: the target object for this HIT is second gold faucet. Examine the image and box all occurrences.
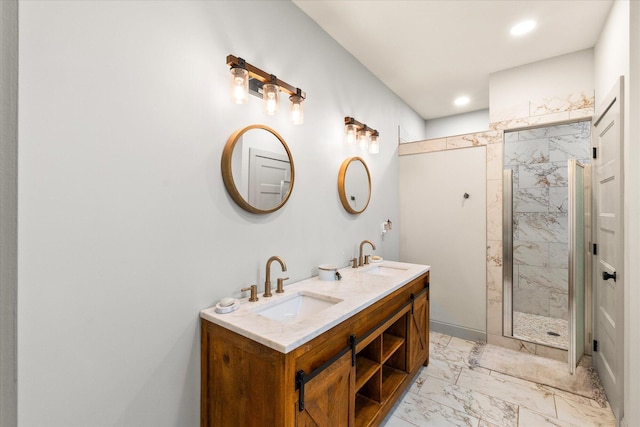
[358,240,376,267]
[264,256,287,297]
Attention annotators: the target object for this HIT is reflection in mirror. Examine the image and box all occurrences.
[222,125,294,214]
[338,157,371,214]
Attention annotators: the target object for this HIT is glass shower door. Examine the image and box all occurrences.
[502,121,592,361]
[568,160,585,373]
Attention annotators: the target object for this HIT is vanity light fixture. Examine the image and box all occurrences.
[227,54,306,124]
[344,117,380,154]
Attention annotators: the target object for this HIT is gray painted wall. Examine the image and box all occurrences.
[16,1,425,425]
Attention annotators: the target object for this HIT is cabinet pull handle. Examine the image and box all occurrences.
[350,334,357,367]
[295,370,305,412]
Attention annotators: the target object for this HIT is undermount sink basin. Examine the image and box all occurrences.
[363,265,409,277]
[252,291,343,323]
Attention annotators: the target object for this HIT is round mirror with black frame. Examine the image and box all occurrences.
[221,124,295,214]
[338,157,371,214]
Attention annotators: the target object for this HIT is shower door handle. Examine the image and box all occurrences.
[602,271,617,282]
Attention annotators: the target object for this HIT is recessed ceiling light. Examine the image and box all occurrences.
[454,96,470,107]
[510,19,536,36]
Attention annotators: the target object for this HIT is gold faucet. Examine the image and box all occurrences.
[358,240,376,267]
[264,256,287,297]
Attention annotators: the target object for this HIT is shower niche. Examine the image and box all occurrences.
[502,120,592,369]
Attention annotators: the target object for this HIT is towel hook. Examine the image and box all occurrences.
[463,193,470,199]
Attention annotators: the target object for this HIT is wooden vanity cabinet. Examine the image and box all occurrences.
[201,271,429,427]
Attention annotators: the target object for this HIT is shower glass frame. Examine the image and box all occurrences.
[568,160,588,373]
[502,169,514,338]
[501,120,592,357]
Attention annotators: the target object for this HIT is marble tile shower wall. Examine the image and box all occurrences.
[505,122,591,321]
[399,90,594,361]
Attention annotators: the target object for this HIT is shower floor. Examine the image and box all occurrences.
[513,311,569,350]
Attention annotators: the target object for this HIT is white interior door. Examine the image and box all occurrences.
[248,148,290,210]
[399,147,487,341]
[592,77,624,422]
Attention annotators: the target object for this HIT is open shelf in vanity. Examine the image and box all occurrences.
[354,306,409,425]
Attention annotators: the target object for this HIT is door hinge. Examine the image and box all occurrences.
[592,243,598,255]
[593,339,598,352]
[592,147,597,159]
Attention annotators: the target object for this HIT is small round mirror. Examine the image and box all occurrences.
[338,157,371,214]
[221,124,294,214]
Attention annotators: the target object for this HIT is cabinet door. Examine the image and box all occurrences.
[408,292,429,372]
[295,352,354,427]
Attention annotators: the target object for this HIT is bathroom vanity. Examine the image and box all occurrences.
[200,262,430,427]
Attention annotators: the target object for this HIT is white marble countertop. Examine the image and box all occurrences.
[200,261,430,353]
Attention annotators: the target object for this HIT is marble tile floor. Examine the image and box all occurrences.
[382,332,615,427]
[513,311,569,350]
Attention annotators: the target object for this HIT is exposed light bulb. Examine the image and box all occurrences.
[262,83,279,115]
[233,79,246,102]
[290,93,304,125]
[229,67,248,104]
[358,130,369,150]
[290,103,303,124]
[266,94,277,114]
[369,133,379,154]
[345,123,358,145]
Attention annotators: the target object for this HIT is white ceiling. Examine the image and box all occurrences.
[292,0,614,120]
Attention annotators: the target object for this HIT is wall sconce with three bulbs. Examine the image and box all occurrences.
[345,117,379,154]
[228,55,306,125]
